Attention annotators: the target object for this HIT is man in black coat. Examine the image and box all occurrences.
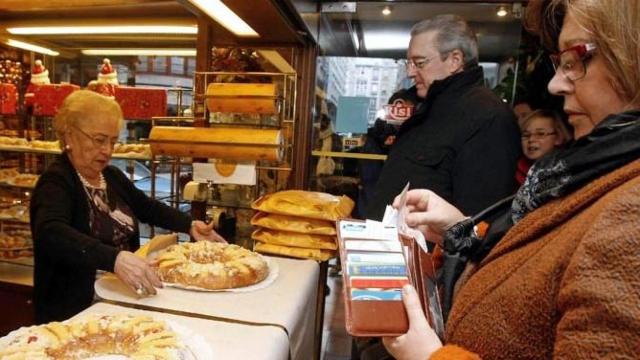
[367,15,521,220]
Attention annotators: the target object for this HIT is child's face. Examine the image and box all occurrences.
[521,117,562,161]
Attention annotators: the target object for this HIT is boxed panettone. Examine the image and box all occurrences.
[0,83,17,115]
[251,228,337,250]
[206,83,277,114]
[251,190,354,221]
[254,242,334,262]
[115,86,167,120]
[250,212,336,235]
[25,83,80,116]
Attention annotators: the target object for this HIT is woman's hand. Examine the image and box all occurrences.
[114,251,162,296]
[383,285,443,360]
[190,220,227,243]
[393,189,466,245]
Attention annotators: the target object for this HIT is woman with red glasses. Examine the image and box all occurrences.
[382,0,640,359]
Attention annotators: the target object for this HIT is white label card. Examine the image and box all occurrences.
[193,162,215,182]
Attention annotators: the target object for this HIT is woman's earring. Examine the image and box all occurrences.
[65,144,71,151]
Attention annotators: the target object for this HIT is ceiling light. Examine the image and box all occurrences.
[382,6,391,16]
[81,49,196,56]
[7,25,197,35]
[496,6,508,17]
[187,0,259,37]
[6,39,59,56]
[364,32,410,51]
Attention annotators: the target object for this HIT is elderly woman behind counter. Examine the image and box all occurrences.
[30,90,225,324]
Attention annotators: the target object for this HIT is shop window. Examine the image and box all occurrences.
[152,56,167,73]
[186,58,196,76]
[170,57,185,75]
[137,56,148,72]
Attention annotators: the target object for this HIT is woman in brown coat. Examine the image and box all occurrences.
[382,0,640,359]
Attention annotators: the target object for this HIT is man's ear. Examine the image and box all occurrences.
[447,49,464,74]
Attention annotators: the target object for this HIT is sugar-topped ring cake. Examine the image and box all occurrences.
[0,314,183,359]
[156,241,269,290]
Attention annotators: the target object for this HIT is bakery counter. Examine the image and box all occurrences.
[0,260,33,287]
[76,302,290,360]
[95,256,319,360]
[0,260,34,336]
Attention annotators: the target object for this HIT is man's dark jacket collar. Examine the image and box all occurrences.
[399,65,484,135]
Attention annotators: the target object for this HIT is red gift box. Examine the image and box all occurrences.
[115,86,167,120]
[26,84,80,116]
[0,83,18,115]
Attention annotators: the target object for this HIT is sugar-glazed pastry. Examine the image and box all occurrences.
[156,241,269,290]
[0,314,183,359]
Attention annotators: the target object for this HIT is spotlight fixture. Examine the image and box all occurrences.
[496,6,508,17]
[382,5,392,16]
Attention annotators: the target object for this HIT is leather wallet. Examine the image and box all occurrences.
[337,219,444,338]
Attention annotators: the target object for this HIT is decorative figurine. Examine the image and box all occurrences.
[94,58,118,97]
[30,59,51,85]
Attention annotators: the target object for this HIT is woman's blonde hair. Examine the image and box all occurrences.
[526,0,640,105]
[53,90,123,149]
[520,109,572,144]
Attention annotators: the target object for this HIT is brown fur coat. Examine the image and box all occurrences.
[431,159,640,359]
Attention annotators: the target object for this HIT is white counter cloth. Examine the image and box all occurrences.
[95,256,319,360]
[76,302,289,360]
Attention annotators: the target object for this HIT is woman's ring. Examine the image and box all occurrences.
[136,285,145,295]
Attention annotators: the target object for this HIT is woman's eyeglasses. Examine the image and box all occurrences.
[73,126,118,149]
[521,131,557,140]
[549,43,597,81]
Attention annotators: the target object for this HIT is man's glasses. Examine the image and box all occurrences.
[549,43,597,81]
[73,126,118,149]
[406,55,438,70]
[521,131,557,141]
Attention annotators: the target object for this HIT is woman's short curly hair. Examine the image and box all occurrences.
[53,90,123,149]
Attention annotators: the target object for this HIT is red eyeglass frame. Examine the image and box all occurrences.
[549,42,597,72]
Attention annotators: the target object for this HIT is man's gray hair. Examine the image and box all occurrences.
[410,14,479,68]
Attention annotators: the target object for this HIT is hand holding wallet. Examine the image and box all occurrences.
[337,184,445,338]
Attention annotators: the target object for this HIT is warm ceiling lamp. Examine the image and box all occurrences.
[496,6,509,17]
[82,49,196,56]
[187,0,259,37]
[382,6,392,16]
[5,39,59,56]
[6,25,197,35]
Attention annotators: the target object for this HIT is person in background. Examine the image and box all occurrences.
[516,109,572,184]
[30,90,225,324]
[355,14,521,360]
[383,0,640,358]
[366,14,521,221]
[358,89,419,218]
[512,97,534,127]
[315,113,339,176]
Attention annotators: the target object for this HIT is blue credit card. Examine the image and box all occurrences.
[351,289,402,301]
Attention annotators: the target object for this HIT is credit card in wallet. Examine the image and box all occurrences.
[345,240,402,253]
[351,289,403,301]
[347,252,405,264]
[350,276,409,289]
